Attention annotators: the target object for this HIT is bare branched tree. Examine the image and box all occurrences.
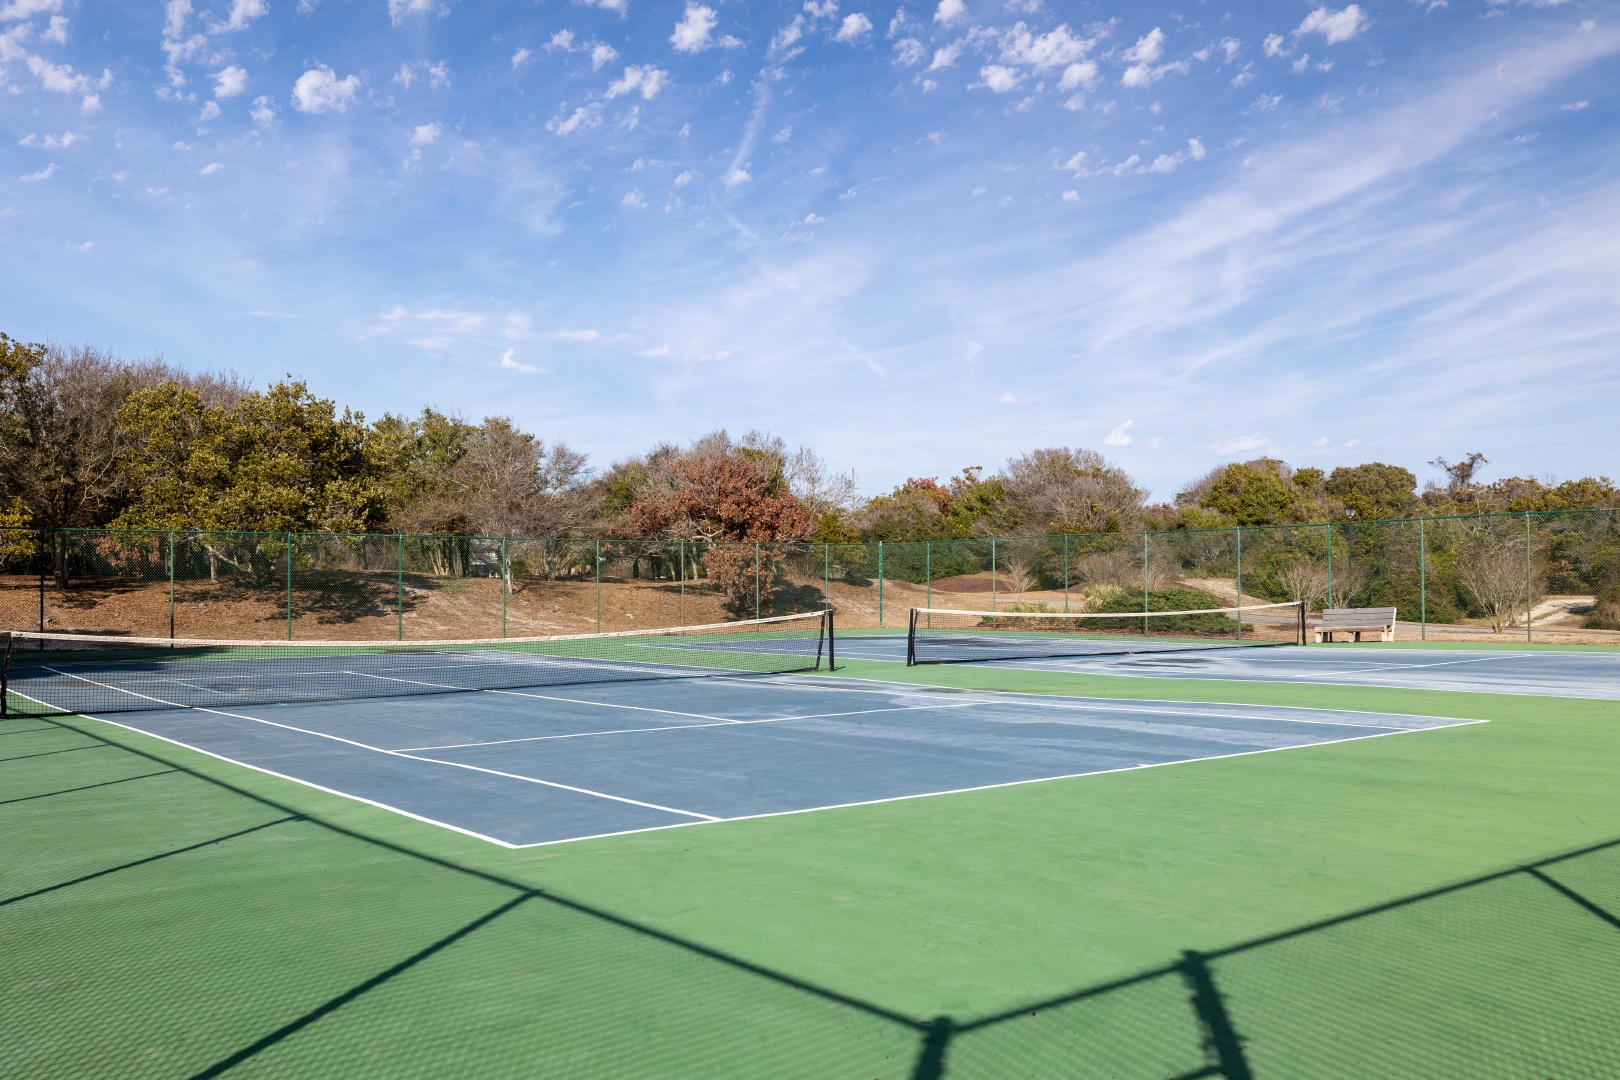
[999,447,1145,534]
[1278,559,1331,612]
[1455,538,1536,633]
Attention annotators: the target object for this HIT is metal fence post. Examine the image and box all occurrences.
[1525,512,1534,644]
[1418,517,1427,641]
[1235,526,1243,641]
[925,541,931,614]
[285,531,294,640]
[1142,531,1150,636]
[396,534,405,640]
[754,542,761,621]
[680,540,687,625]
[168,530,176,639]
[501,536,509,639]
[991,537,998,611]
[1326,522,1334,608]
[878,541,884,627]
[594,539,601,633]
[37,530,45,632]
[1063,532,1070,613]
[823,542,830,611]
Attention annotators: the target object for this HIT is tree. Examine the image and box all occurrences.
[1454,536,1535,633]
[627,452,813,612]
[116,379,385,534]
[998,447,1144,534]
[0,333,246,585]
[1193,459,1305,526]
[1323,463,1419,520]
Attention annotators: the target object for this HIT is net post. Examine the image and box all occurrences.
[826,607,836,671]
[1,631,11,718]
[907,607,917,666]
[1298,599,1307,646]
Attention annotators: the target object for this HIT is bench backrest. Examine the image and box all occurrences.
[1318,607,1397,625]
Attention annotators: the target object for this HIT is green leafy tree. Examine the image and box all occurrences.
[1196,460,1303,526]
[1323,463,1419,520]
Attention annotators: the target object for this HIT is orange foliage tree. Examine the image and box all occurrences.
[628,454,812,613]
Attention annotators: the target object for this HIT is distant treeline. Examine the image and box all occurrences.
[3,332,1616,547]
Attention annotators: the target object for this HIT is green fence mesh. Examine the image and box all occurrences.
[4,510,1618,644]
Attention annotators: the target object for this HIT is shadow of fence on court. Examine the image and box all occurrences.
[4,711,1619,1078]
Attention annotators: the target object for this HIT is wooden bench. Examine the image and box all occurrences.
[1310,607,1397,643]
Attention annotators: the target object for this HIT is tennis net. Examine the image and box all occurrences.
[1,609,832,717]
[907,602,1305,665]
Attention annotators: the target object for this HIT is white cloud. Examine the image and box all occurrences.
[1055,150,1088,175]
[804,212,825,224]
[971,185,987,196]
[803,0,838,18]
[929,41,963,69]
[511,47,532,68]
[548,30,574,51]
[1561,100,1590,110]
[292,66,360,113]
[675,170,695,185]
[834,12,872,41]
[1292,54,1311,73]
[582,0,627,12]
[639,345,671,357]
[935,0,965,25]
[1232,67,1255,86]
[213,65,248,97]
[219,0,266,31]
[1142,137,1206,173]
[18,131,81,149]
[1059,61,1097,90]
[0,0,64,21]
[1251,92,1282,111]
[1295,5,1368,45]
[1001,22,1092,71]
[623,188,647,208]
[606,65,669,100]
[41,14,66,41]
[387,0,439,25]
[1219,37,1241,61]
[771,15,805,55]
[1213,434,1273,455]
[671,4,718,52]
[197,100,220,121]
[250,95,276,126]
[1120,28,1188,87]
[1263,33,1287,57]
[724,164,751,186]
[977,64,1021,92]
[411,122,441,145]
[393,60,451,90]
[19,163,57,182]
[499,349,542,374]
[591,42,619,70]
[199,161,222,175]
[773,125,793,142]
[893,37,924,65]
[1062,189,1079,202]
[554,329,600,341]
[547,103,601,135]
[1104,419,1134,445]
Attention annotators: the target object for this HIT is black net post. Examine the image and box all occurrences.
[907,607,917,666]
[1298,598,1308,645]
[1,630,11,718]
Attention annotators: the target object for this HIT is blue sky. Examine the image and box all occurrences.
[1,0,1615,501]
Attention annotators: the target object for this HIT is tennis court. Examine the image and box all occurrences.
[6,603,1620,1078]
[41,675,1471,847]
[837,631,1620,698]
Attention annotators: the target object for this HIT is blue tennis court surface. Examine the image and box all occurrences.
[835,634,1620,699]
[83,674,1475,847]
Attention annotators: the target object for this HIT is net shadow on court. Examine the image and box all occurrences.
[5,711,1620,1078]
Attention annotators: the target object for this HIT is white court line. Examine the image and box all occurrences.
[35,667,718,821]
[728,674,1463,727]
[503,716,1488,849]
[394,702,983,752]
[341,671,741,724]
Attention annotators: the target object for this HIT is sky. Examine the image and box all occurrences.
[0,0,1616,503]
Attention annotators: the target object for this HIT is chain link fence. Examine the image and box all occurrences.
[4,509,1618,643]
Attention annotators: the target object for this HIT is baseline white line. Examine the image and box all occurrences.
[34,670,717,821]
[394,702,983,752]
[505,717,1490,848]
[70,712,524,848]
